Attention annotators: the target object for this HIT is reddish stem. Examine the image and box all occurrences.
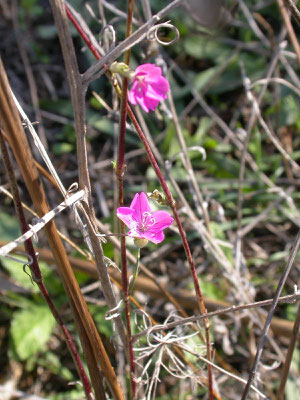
[115,0,136,397]
[116,76,136,398]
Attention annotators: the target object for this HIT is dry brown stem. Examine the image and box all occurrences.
[0,59,123,400]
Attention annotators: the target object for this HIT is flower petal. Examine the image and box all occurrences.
[128,88,137,105]
[146,76,170,94]
[130,192,151,221]
[128,64,169,112]
[116,207,135,229]
[141,230,165,244]
[136,96,150,113]
[144,85,166,102]
[135,63,162,77]
[149,210,174,232]
[142,96,160,112]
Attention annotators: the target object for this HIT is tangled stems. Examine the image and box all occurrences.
[126,108,214,399]
[66,4,213,398]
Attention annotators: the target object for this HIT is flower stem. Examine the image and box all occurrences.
[126,107,214,398]
[115,0,136,398]
[129,248,141,295]
[0,129,94,400]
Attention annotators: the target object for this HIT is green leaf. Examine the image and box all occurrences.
[162,123,181,157]
[285,349,300,400]
[38,352,74,380]
[183,35,231,62]
[1,255,60,294]
[49,389,85,400]
[52,142,74,155]
[91,305,114,338]
[2,255,39,292]
[0,212,21,242]
[40,99,74,118]
[10,304,56,360]
[37,25,58,39]
[279,94,300,127]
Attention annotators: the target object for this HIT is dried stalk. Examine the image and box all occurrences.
[0,129,94,400]
[277,301,300,399]
[48,0,127,357]
[0,59,123,400]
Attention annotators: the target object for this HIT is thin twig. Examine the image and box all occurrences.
[241,229,300,399]
[0,190,85,257]
[179,345,268,399]
[277,0,300,67]
[133,293,300,341]
[167,91,211,229]
[277,301,300,399]
[283,0,300,26]
[166,89,214,399]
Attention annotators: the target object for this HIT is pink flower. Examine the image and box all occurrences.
[128,64,170,113]
[117,192,174,244]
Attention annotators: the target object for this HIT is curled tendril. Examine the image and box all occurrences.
[168,146,207,165]
[5,251,33,266]
[105,299,124,320]
[134,309,153,333]
[147,21,179,46]
[104,256,121,273]
[99,24,116,52]
[5,251,35,285]
[67,182,79,194]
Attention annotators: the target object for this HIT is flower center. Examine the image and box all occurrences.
[136,75,146,92]
[139,211,155,233]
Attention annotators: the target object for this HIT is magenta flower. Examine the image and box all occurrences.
[117,192,174,244]
[128,64,170,113]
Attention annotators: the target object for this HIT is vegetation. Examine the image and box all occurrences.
[0,0,300,399]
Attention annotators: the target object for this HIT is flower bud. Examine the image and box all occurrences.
[109,62,135,80]
[134,238,149,248]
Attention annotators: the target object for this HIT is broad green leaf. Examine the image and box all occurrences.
[10,304,56,360]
